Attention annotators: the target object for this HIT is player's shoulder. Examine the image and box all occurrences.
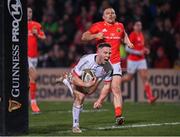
[31,21,41,27]
[92,21,104,27]
[115,22,124,27]
[115,21,124,26]
[82,54,96,60]
[129,31,136,36]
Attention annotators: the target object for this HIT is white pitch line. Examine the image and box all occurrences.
[56,122,180,134]
[57,109,109,114]
[97,122,180,130]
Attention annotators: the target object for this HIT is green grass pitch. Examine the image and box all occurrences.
[29,101,180,136]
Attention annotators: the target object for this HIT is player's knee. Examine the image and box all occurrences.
[141,74,148,82]
[111,86,121,94]
[76,94,85,105]
[127,75,133,81]
[29,69,38,81]
[113,91,121,99]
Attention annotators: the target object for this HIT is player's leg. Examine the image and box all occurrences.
[56,72,74,97]
[28,57,40,113]
[121,59,136,82]
[111,63,124,125]
[121,73,134,82]
[138,59,157,104]
[72,90,85,133]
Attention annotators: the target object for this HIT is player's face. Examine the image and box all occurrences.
[103,8,116,24]
[134,21,142,32]
[27,8,33,21]
[98,47,111,64]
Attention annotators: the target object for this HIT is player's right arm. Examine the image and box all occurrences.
[81,31,104,41]
[32,23,46,40]
[81,22,103,41]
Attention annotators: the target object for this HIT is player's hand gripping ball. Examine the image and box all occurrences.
[81,69,95,82]
[80,69,96,94]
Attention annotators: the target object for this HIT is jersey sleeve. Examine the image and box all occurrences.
[38,24,45,37]
[104,73,112,82]
[103,61,113,82]
[129,32,135,44]
[88,22,101,34]
[73,56,89,77]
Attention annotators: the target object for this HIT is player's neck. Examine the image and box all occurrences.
[134,30,141,34]
[104,21,115,25]
[95,55,102,65]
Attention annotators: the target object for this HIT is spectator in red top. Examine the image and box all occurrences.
[154,46,171,68]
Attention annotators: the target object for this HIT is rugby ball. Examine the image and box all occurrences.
[81,69,95,82]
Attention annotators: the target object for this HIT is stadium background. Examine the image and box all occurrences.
[28,0,180,69]
[27,0,180,102]
[1,0,180,136]
[26,0,180,136]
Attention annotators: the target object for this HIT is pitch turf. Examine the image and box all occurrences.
[29,101,180,136]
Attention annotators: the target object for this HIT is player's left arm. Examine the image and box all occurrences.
[124,31,134,48]
[93,82,111,109]
[32,24,46,40]
[37,26,46,40]
[125,46,143,56]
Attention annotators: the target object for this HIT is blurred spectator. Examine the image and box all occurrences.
[173,33,180,69]
[153,46,171,68]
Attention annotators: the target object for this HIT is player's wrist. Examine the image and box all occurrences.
[92,34,98,39]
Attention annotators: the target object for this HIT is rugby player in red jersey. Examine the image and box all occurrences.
[122,20,157,103]
[28,7,46,113]
[81,7,133,125]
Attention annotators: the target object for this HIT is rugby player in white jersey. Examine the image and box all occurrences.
[56,43,113,133]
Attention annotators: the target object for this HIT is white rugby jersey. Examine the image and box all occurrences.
[72,54,113,82]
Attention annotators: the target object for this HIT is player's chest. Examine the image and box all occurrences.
[135,34,144,45]
[100,26,124,39]
[90,65,106,77]
[28,24,38,35]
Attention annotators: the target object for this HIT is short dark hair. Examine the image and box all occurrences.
[97,43,111,49]
[133,19,142,25]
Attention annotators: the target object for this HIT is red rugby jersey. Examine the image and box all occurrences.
[128,31,145,61]
[28,21,44,57]
[88,21,125,64]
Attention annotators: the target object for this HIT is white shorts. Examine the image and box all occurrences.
[112,62,122,76]
[28,57,38,69]
[127,59,147,74]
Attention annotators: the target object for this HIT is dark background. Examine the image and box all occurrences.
[28,0,180,69]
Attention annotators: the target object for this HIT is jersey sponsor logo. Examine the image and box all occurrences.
[104,36,121,40]
[102,28,107,32]
[116,28,121,32]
